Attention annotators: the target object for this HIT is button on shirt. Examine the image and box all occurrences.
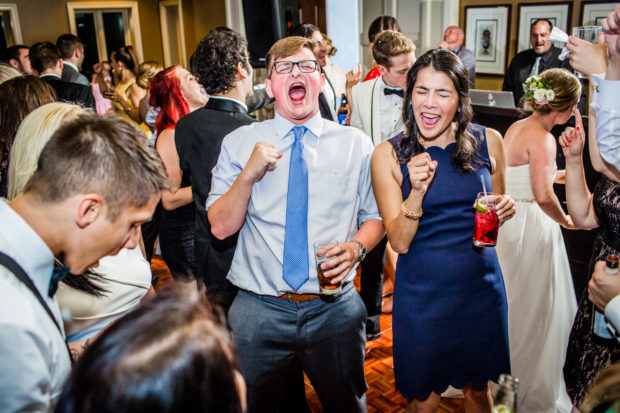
[206,112,380,296]
[379,77,405,142]
[591,73,620,171]
[0,199,70,412]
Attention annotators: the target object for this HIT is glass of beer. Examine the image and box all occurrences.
[473,192,501,247]
[314,239,341,295]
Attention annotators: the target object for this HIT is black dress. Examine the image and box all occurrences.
[563,175,620,406]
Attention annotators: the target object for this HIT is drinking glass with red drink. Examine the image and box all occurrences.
[473,192,501,247]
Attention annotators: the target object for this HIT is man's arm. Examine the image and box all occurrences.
[0,324,57,411]
[207,141,282,239]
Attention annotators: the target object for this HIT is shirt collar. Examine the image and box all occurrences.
[0,199,55,297]
[273,110,323,141]
[62,61,79,72]
[378,76,403,92]
[209,95,248,111]
[535,46,556,63]
[40,73,61,79]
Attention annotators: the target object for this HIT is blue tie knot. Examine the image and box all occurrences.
[292,125,306,141]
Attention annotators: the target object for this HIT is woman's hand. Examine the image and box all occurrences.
[406,152,437,194]
[495,194,516,223]
[346,63,362,89]
[559,109,586,160]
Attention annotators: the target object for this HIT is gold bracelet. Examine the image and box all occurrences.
[401,201,423,220]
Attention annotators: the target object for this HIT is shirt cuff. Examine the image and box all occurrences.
[604,294,620,337]
[592,73,620,109]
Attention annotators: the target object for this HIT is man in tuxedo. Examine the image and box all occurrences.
[438,26,476,88]
[0,44,33,74]
[56,34,89,86]
[291,23,337,121]
[350,29,415,341]
[175,28,256,310]
[29,41,95,110]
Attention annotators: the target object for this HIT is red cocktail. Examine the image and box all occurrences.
[473,192,500,247]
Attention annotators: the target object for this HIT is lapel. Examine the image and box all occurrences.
[370,78,382,147]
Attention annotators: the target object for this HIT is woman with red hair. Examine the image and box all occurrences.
[150,65,207,282]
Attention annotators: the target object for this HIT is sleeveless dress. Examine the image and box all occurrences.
[390,126,510,400]
[496,165,576,413]
[563,175,620,406]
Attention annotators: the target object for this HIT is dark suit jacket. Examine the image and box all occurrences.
[175,97,255,308]
[61,63,89,86]
[41,75,95,111]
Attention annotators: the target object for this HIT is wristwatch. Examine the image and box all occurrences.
[351,239,366,262]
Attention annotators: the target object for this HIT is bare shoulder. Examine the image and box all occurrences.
[372,141,403,183]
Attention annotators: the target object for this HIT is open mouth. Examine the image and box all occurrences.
[289,82,306,103]
[420,112,441,128]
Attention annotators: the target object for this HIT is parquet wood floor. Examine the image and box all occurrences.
[151,256,464,413]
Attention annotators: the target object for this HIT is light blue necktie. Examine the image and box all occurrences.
[282,125,309,290]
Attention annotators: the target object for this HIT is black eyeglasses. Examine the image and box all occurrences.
[271,60,319,74]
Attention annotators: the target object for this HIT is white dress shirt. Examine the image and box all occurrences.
[605,294,620,343]
[207,111,380,296]
[0,199,71,412]
[591,73,620,170]
[378,77,405,142]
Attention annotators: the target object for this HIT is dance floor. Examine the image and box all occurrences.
[151,256,464,413]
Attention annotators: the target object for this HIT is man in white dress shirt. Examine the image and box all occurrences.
[207,36,384,412]
[0,115,168,411]
[349,29,415,341]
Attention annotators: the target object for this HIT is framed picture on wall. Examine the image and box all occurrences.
[464,5,511,76]
[517,3,572,53]
[581,1,616,26]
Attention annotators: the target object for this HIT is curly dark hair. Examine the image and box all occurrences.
[398,49,481,173]
[192,27,250,95]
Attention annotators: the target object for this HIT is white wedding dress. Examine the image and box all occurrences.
[496,165,576,413]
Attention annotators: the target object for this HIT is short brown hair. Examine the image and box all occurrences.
[56,34,83,60]
[25,115,170,220]
[30,41,62,73]
[372,30,415,68]
[266,36,315,76]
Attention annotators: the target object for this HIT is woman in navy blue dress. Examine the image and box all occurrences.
[371,49,515,412]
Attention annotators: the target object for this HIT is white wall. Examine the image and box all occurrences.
[325,0,360,71]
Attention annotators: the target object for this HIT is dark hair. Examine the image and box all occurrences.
[0,44,28,64]
[531,18,553,32]
[149,66,190,134]
[368,16,401,43]
[29,41,62,73]
[55,286,243,413]
[0,75,55,156]
[398,49,479,172]
[579,363,620,413]
[113,45,139,74]
[192,28,250,94]
[56,34,83,60]
[25,115,170,220]
[290,23,319,39]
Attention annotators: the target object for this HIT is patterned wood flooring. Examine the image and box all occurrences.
[152,256,464,413]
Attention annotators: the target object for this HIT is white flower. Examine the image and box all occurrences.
[534,89,546,100]
[545,89,555,101]
[530,81,538,90]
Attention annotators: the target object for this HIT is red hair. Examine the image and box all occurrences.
[149,65,191,134]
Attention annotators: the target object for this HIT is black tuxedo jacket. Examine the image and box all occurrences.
[41,75,95,110]
[175,98,255,307]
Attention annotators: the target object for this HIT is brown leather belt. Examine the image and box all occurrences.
[276,292,321,302]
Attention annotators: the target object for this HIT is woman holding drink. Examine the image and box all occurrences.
[495,68,579,413]
[371,49,515,412]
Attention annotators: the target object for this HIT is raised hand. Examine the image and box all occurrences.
[346,63,362,89]
[407,152,437,194]
[602,4,620,57]
[243,142,282,182]
[559,108,585,159]
[567,34,608,76]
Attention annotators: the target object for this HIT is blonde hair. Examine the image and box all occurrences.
[8,102,88,199]
[526,68,581,115]
[0,63,22,84]
[580,363,620,413]
[136,61,163,89]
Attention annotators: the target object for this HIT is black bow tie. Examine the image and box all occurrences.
[384,87,404,97]
[48,265,70,297]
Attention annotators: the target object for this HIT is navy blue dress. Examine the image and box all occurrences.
[390,125,510,400]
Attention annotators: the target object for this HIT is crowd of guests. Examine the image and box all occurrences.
[1,7,620,413]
